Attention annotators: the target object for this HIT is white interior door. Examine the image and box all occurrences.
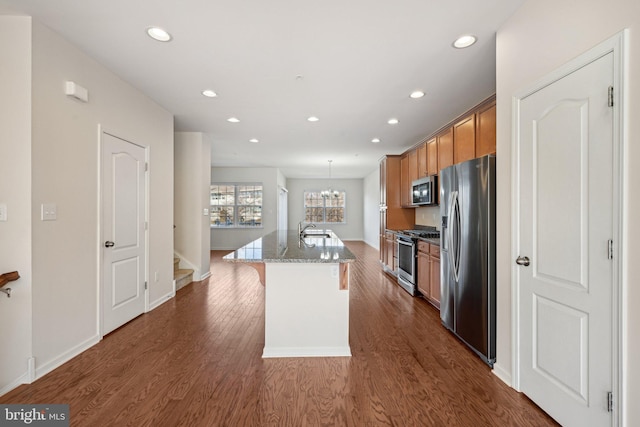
[516,52,614,426]
[101,132,147,335]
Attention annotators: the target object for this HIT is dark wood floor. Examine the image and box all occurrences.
[1,241,557,426]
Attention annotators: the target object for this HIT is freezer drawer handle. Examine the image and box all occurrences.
[516,256,530,266]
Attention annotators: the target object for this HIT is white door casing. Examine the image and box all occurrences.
[513,34,624,427]
[101,131,147,335]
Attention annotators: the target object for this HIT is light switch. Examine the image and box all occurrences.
[203,208,209,216]
[41,203,57,221]
[0,203,7,221]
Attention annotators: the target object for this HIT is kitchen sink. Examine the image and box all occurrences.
[302,232,332,238]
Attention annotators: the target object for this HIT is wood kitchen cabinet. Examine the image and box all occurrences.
[437,127,454,172]
[417,241,430,297]
[429,244,441,308]
[400,154,411,207]
[418,142,428,178]
[408,148,419,184]
[379,155,414,270]
[385,231,396,272]
[454,114,476,164]
[417,240,441,309]
[426,137,438,175]
[476,100,496,157]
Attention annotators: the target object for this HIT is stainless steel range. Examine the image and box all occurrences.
[396,228,440,296]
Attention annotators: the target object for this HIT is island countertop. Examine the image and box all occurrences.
[223,229,356,263]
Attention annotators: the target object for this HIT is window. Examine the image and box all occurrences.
[304,190,346,224]
[211,184,263,228]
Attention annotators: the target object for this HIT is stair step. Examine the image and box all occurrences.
[174,257,179,272]
[174,268,194,291]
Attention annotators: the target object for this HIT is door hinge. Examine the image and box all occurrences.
[145,221,148,230]
[145,162,149,172]
[144,281,148,290]
[608,239,614,260]
[607,391,613,412]
[608,86,614,107]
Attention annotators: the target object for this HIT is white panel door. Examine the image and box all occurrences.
[101,132,147,335]
[517,53,614,426]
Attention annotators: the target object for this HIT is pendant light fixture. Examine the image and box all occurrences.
[321,160,340,198]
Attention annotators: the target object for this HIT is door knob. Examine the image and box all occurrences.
[105,241,115,248]
[516,256,530,266]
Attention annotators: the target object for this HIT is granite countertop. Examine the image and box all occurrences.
[223,229,356,263]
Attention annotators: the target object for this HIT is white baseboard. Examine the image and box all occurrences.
[0,372,30,396]
[492,362,512,387]
[35,334,101,380]
[149,289,175,311]
[262,346,352,358]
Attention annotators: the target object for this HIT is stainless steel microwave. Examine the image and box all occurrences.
[412,175,437,206]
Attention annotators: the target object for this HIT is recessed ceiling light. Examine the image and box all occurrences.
[307,116,319,122]
[410,91,425,99]
[453,35,477,49]
[202,89,217,98]
[388,118,399,125]
[249,138,259,143]
[146,27,172,42]
[371,138,381,143]
[227,117,240,123]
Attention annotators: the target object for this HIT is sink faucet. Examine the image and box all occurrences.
[298,221,316,238]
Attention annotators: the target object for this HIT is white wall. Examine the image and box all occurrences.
[29,20,174,378]
[286,178,364,241]
[363,168,380,249]
[174,132,211,280]
[496,1,639,424]
[0,16,33,394]
[210,167,280,250]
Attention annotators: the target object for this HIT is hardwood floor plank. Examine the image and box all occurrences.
[1,242,557,426]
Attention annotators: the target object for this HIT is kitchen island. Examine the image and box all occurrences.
[223,229,356,358]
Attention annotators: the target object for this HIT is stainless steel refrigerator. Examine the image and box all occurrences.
[440,155,496,367]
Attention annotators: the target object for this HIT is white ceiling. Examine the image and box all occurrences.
[0,0,524,178]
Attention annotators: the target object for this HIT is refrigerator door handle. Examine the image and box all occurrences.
[447,191,461,283]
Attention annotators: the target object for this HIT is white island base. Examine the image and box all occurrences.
[262,262,351,358]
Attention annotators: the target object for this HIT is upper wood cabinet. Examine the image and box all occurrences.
[453,114,476,164]
[426,138,438,175]
[400,154,411,207]
[437,127,454,172]
[380,155,414,229]
[476,100,496,157]
[417,142,428,178]
[408,149,419,184]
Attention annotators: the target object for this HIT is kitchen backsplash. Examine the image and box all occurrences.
[415,205,440,230]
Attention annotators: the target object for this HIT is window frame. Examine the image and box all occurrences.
[210,183,264,229]
[303,189,347,225]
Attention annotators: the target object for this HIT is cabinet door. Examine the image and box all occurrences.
[408,148,419,184]
[429,255,441,308]
[417,250,430,297]
[400,154,410,207]
[476,101,496,157]
[379,157,387,206]
[427,138,438,175]
[418,143,428,177]
[454,114,476,164]
[437,127,454,172]
[386,237,395,270]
